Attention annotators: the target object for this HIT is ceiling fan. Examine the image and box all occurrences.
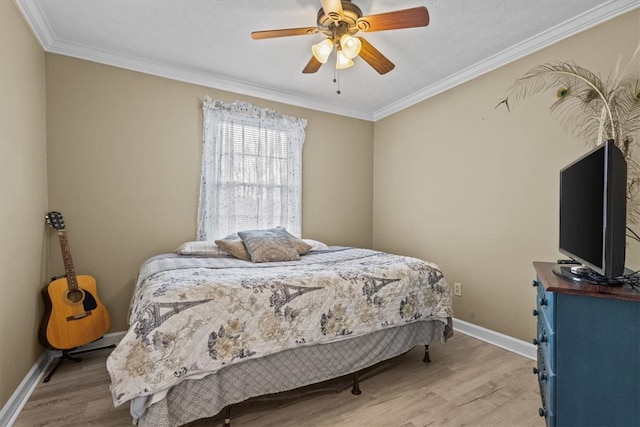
[251,0,430,75]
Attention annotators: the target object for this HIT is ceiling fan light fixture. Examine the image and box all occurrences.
[336,49,354,70]
[252,1,430,76]
[311,38,334,64]
[339,34,361,59]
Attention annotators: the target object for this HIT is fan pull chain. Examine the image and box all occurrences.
[333,51,341,94]
[332,27,340,94]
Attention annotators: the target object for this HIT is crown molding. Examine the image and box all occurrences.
[15,0,639,123]
[13,0,54,49]
[12,0,373,121]
[373,0,640,121]
[14,0,373,121]
[48,38,374,121]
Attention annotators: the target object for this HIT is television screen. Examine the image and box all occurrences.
[558,140,627,280]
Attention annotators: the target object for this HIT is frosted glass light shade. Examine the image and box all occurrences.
[312,39,334,64]
[339,34,361,59]
[336,49,354,69]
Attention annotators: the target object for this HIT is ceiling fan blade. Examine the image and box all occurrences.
[357,6,429,32]
[357,37,395,75]
[302,56,324,74]
[320,0,344,21]
[251,27,319,40]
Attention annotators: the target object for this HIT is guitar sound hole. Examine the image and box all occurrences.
[66,289,84,304]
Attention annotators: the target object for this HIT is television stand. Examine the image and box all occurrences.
[532,262,640,426]
[552,264,624,286]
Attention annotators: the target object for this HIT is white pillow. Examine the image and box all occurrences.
[175,241,231,257]
[302,239,329,251]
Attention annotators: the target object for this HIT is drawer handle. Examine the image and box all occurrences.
[533,334,547,346]
[539,408,547,418]
[533,335,547,345]
[533,368,547,381]
[532,280,539,287]
[539,297,548,306]
[532,309,539,316]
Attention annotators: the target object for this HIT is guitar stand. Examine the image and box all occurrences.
[43,343,116,383]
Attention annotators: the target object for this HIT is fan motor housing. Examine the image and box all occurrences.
[317,1,362,37]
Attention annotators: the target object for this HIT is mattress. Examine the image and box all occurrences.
[107,247,453,425]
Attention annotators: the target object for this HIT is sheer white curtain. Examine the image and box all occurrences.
[197,97,307,241]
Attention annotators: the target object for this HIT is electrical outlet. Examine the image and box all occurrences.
[454,282,462,297]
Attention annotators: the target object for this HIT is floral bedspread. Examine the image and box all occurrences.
[107,247,453,407]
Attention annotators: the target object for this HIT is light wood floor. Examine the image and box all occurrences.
[14,333,545,427]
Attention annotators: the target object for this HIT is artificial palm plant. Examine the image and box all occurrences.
[498,47,640,223]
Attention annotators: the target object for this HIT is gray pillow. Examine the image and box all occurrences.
[238,227,302,263]
[278,227,312,255]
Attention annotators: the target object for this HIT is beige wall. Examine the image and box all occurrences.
[3,1,638,411]
[0,2,48,408]
[373,10,640,341]
[45,54,374,333]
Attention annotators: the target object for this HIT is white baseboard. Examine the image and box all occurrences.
[0,350,54,427]
[453,318,537,361]
[1,323,534,426]
[0,331,125,427]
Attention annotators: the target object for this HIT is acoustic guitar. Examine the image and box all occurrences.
[39,211,111,350]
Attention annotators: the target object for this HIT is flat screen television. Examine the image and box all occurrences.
[556,139,627,284]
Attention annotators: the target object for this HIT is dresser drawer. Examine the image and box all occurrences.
[535,313,555,371]
[534,262,640,427]
[536,346,556,427]
[534,279,555,330]
[533,277,556,426]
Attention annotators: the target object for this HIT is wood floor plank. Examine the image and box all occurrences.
[14,334,544,426]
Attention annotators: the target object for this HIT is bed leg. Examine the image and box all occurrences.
[423,345,431,363]
[351,371,362,395]
[223,406,231,427]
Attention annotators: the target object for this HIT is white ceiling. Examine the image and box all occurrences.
[15,0,640,121]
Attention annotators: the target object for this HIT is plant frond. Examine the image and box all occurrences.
[500,51,640,223]
[500,62,608,106]
[612,79,640,135]
[627,175,640,224]
[610,41,640,88]
[548,92,607,146]
[499,62,616,139]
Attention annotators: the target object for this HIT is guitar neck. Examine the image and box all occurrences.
[57,231,79,291]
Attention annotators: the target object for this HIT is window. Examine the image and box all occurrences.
[197,98,307,240]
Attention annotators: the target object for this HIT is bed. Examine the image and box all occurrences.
[107,241,453,427]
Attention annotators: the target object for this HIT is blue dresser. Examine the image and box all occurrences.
[533,262,640,427]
